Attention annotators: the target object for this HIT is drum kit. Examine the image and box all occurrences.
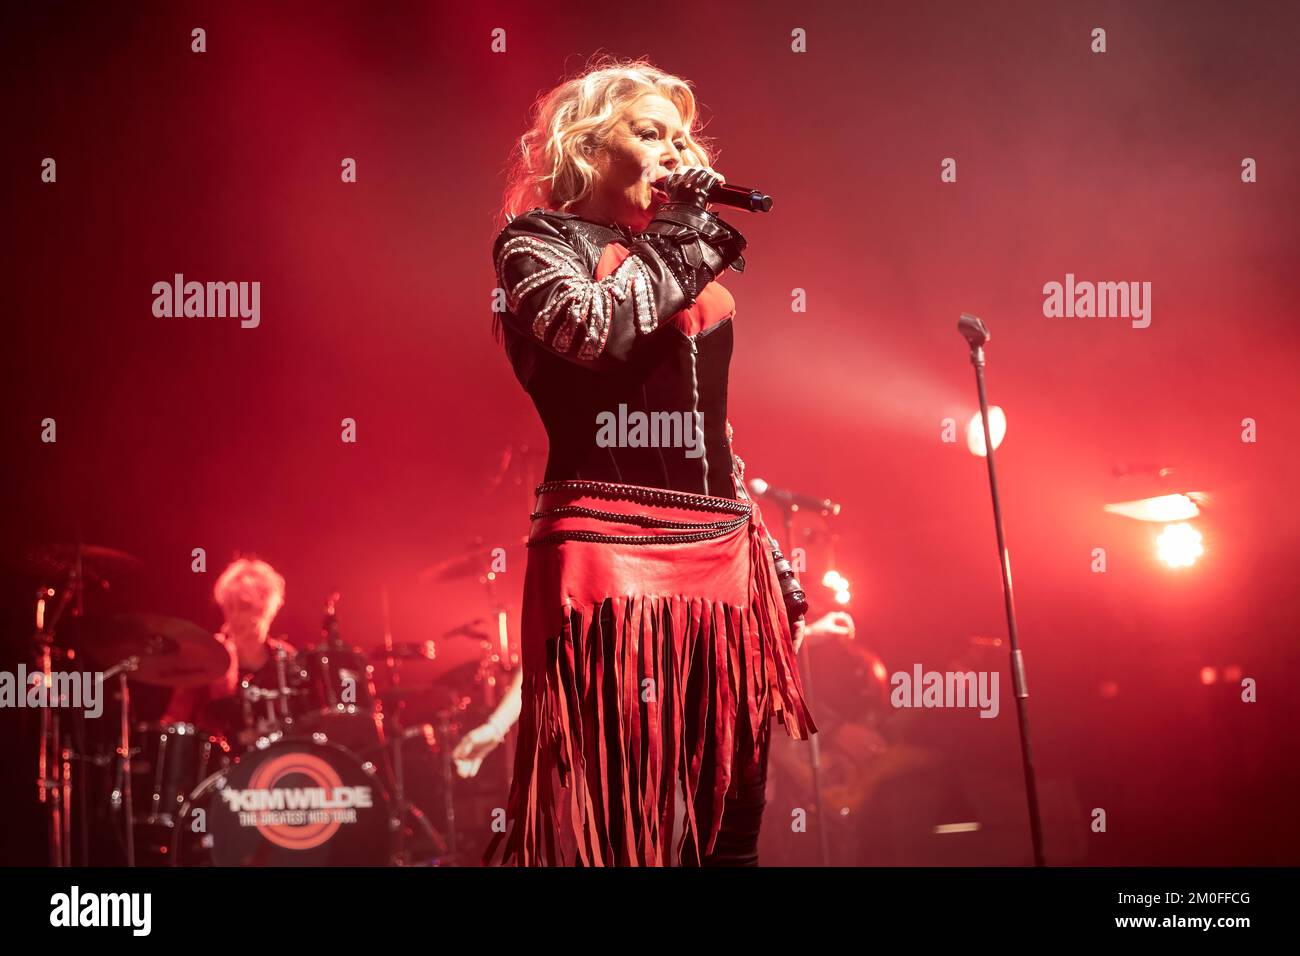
[23,540,518,867]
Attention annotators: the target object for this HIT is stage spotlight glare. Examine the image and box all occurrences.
[965,405,1006,457]
[1156,522,1203,568]
[822,570,847,590]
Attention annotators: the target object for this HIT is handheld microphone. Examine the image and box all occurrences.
[654,177,773,213]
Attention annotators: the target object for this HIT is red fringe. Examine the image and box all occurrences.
[483,488,815,867]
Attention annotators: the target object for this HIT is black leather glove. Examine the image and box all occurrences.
[657,166,725,210]
[642,168,747,300]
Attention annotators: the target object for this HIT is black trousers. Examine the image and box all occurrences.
[688,711,773,867]
[583,602,774,866]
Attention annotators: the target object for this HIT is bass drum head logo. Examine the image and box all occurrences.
[247,752,347,849]
[196,739,391,866]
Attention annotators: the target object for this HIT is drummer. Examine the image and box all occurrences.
[164,557,296,742]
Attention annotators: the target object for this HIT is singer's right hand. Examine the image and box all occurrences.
[659,165,726,211]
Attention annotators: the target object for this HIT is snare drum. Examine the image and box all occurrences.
[174,736,394,866]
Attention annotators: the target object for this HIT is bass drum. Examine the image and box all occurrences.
[174,736,394,866]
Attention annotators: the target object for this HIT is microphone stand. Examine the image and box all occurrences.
[958,313,1046,867]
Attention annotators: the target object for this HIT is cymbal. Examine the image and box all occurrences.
[18,542,143,583]
[79,614,232,688]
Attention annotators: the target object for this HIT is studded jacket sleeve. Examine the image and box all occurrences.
[492,205,747,372]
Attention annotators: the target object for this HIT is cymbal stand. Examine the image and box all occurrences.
[34,557,82,867]
[103,656,140,866]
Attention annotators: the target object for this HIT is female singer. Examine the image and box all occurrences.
[485,57,816,866]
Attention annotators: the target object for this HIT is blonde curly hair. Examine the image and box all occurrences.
[497,54,715,225]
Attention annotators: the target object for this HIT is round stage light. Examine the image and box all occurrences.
[1156,522,1204,568]
[966,406,1006,457]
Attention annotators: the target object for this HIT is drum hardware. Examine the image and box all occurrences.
[49,603,233,866]
[22,555,516,866]
[373,723,448,865]
[76,613,232,867]
[409,545,525,850]
[233,665,309,744]
[103,656,141,866]
[23,543,142,867]
[418,537,519,667]
[33,618,74,868]
[370,584,449,864]
[292,593,390,763]
[372,644,504,863]
[129,721,231,827]
[110,720,232,864]
[431,711,459,861]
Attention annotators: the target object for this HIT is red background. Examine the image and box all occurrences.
[3,0,1298,865]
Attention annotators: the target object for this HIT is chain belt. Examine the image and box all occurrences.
[528,480,751,548]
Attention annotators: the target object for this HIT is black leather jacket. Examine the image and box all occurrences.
[492,203,749,498]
